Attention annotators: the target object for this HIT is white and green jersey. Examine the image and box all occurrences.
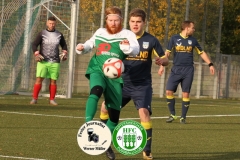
[76,28,139,79]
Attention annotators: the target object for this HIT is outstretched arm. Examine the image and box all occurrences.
[200,51,215,75]
[75,29,101,54]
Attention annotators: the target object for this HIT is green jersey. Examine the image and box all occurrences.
[76,28,139,83]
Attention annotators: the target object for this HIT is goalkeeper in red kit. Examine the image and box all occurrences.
[30,16,68,105]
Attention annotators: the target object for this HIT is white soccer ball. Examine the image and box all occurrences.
[103,58,124,79]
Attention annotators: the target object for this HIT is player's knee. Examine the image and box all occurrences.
[139,108,151,121]
[166,90,174,96]
[139,108,150,116]
[90,85,103,98]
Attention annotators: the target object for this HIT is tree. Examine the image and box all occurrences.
[221,0,240,55]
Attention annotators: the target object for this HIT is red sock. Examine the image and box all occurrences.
[49,84,57,100]
[33,84,42,100]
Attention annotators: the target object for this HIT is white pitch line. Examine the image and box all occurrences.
[0,111,85,119]
[120,114,240,120]
[0,155,46,160]
[1,111,240,120]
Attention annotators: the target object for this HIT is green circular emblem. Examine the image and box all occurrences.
[112,120,147,156]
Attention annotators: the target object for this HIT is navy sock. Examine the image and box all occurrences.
[167,97,175,115]
[181,100,190,119]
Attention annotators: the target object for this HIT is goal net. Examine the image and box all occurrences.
[0,0,73,98]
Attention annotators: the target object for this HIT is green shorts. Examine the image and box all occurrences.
[36,61,60,80]
[88,72,123,111]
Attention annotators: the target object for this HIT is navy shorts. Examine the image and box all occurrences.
[121,84,152,115]
[166,66,194,93]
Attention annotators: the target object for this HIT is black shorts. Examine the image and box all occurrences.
[166,66,194,93]
[122,84,152,115]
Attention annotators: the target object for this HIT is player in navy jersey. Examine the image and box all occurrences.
[99,8,168,160]
[30,16,68,105]
[164,20,215,124]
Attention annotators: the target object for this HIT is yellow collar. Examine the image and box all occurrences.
[180,33,188,39]
[136,31,145,39]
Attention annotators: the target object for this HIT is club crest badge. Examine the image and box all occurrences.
[112,120,147,156]
[188,40,192,45]
[143,42,149,49]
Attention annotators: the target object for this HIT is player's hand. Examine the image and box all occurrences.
[60,50,68,61]
[76,44,84,51]
[209,66,215,75]
[158,66,164,76]
[120,39,130,51]
[120,39,130,45]
[34,51,44,62]
[155,57,164,66]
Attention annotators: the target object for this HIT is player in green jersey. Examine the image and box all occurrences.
[76,6,139,160]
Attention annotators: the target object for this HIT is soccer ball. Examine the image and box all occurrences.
[103,58,124,79]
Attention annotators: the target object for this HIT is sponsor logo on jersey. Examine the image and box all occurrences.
[176,42,182,46]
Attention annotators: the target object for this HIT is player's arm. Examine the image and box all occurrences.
[76,28,101,54]
[59,34,68,61]
[195,41,215,75]
[32,32,44,62]
[119,30,139,56]
[200,51,215,75]
[154,50,169,66]
[152,38,169,66]
[32,32,42,53]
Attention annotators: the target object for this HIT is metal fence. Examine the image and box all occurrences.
[1,0,240,99]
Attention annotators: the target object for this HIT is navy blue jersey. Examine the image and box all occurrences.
[166,33,203,66]
[32,29,67,63]
[122,32,164,85]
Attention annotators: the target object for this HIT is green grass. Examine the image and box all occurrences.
[0,95,240,160]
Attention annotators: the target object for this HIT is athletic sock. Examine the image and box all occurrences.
[32,84,42,100]
[100,111,109,124]
[181,98,190,119]
[49,84,57,100]
[106,119,118,133]
[141,121,152,153]
[166,95,175,115]
[85,94,99,122]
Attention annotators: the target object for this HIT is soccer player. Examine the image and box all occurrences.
[165,20,215,124]
[30,16,68,105]
[75,6,139,160]
[99,8,168,160]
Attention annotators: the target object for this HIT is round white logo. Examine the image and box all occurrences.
[77,120,112,155]
[112,120,147,156]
